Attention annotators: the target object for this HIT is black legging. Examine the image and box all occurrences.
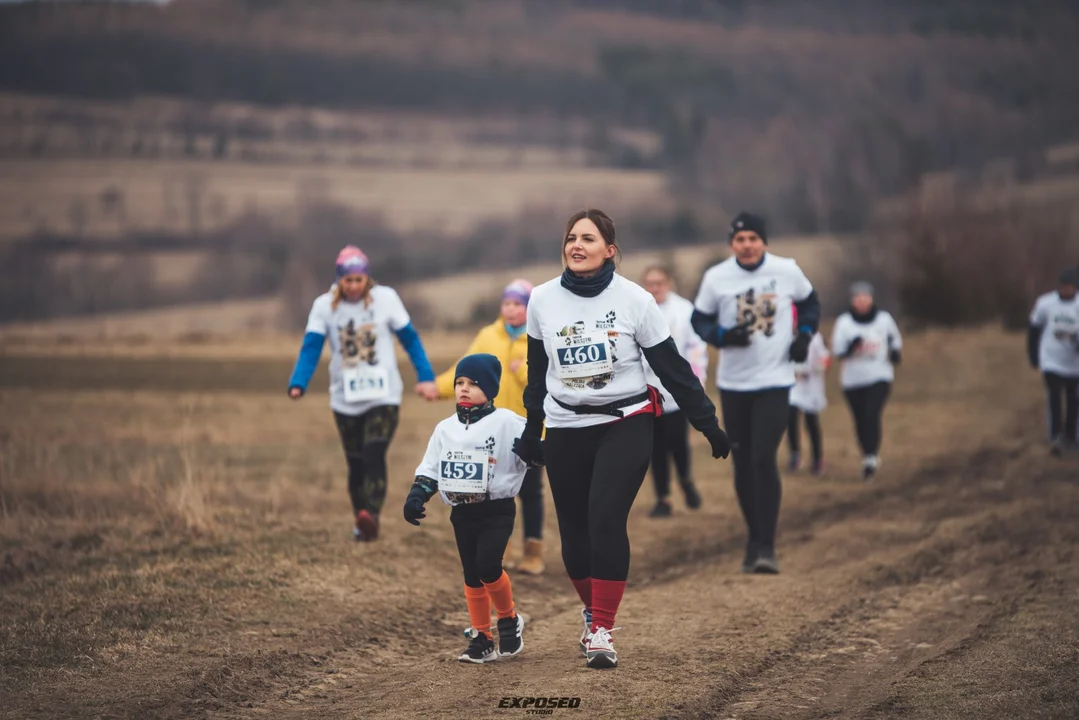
[843,381,891,456]
[719,388,788,549]
[787,407,823,464]
[543,414,653,582]
[1043,372,1079,441]
[651,410,691,500]
[332,405,400,515]
[518,466,544,540]
[451,498,516,588]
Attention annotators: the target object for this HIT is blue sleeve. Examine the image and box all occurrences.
[288,332,326,391]
[794,290,821,334]
[395,323,436,382]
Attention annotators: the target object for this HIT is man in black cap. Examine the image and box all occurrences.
[1028,268,1079,455]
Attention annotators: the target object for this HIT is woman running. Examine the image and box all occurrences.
[691,211,821,575]
[832,281,903,480]
[433,279,547,575]
[513,208,730,670]
[288,245,438,541]
[640,266,709,517]
[787,307,830,476]
[1028,268,1079,456]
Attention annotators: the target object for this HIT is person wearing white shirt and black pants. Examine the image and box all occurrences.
[512,209,730,670]
[691,212,821,575]
[1028,268,1079,455]
[832,282,902,480]
[788,306,830,477]
[641,266,710,517]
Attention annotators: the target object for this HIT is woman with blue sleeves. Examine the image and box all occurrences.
[288,245,438,541]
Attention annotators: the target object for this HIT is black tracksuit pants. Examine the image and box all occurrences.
[787,407,823,464]
[1043,372,1079,442]
[451,498,516,588]
[651,410,692,500]
[842,381,891,456]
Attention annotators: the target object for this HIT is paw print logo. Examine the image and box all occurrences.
[605,310,616,323]
[484,436,496,454]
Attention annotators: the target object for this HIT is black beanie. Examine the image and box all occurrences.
[1059,267,1079,287]
[729,212,768,244]
[455,353,502,402]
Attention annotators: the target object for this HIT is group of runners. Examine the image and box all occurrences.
[286,207,1077,670]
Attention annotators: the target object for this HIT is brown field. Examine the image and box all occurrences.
[2,325,1078,719]
[0,158,670,240]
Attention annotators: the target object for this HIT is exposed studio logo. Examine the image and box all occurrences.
[498,697,582,715]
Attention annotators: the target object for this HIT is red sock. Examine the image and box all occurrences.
[591,579,626,632]
[569,577,592,609]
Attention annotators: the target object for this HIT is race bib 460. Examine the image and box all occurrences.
[554,330,613,379]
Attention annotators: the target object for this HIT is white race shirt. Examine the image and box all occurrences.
[1030,291,1079,377]
[642,292,708,413]
[304,285,412,416]
[527,274,671,428]
[831,310,903,389]
[789,333,830,413]
[414,408,528,506]
[694,254,815,392]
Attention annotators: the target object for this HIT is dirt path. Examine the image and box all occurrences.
[3,328,1078,719]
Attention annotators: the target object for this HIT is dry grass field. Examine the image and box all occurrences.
[0,158,670,240]
[2,325,1078,719]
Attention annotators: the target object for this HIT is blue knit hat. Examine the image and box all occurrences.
[455,353,502,402]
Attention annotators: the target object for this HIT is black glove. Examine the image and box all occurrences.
[889,348,901,365]
[402,486,428,526]
[513,435,545,467]
[845,336,864,357]
[703,425,731,459]
[789,332,812,362]
[718,321,753,348]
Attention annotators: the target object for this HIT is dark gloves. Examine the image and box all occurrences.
[845,336,864,358]
[403,484,429,526]
[703,424,731,459]
[889,348,901,365]
[718,321,753,348]
[513,435,545,467]
[789,332,812,362]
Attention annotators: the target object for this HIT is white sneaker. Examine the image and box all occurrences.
[585,626,619,669]
[862,455,880,481]
[579,607,592,657]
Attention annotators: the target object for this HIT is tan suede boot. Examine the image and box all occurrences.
[502,536,519,570]
[516,538,545,575]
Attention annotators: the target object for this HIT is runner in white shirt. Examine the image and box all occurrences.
[287,245,437,542]
[1028,268,1079,455]
[691,211,821,575]
[832,281,902,480]
[513,208,730,669]
[403,354,526,663]
[787,306,830,477]
[640,266,708,517]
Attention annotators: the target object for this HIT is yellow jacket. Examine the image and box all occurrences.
[436,319,529,417]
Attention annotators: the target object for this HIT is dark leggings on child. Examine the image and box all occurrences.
[543,413,653,581]
[518,466,545,540]
[451,498,516,587]
[651,410,691,499]
[719,388,789,549]
[787,406,823,463]
[1043,372,1079,441]
[333,406,400,515]
[842,381,891,456]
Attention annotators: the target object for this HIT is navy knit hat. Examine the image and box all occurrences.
[455,353,502,402]
[729,211,768,244]
[1059,267,1079,287]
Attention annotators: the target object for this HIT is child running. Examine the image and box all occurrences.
[787,307,830,476]
[403,353,527,663]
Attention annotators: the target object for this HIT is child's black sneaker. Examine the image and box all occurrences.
[496,614,525,658]
[458,628,497,664]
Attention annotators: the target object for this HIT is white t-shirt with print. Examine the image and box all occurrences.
[642,292,708,413]
[304,285,411,416]
[1030,291,1079,378]
[414,408,528,506]
[694,254,815,392]
[831,310,902,389]
[789,333,830,413]
[527,274,672,429]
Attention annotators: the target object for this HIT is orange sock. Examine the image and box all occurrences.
[483,571,517,620]
[464,585,491,638]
